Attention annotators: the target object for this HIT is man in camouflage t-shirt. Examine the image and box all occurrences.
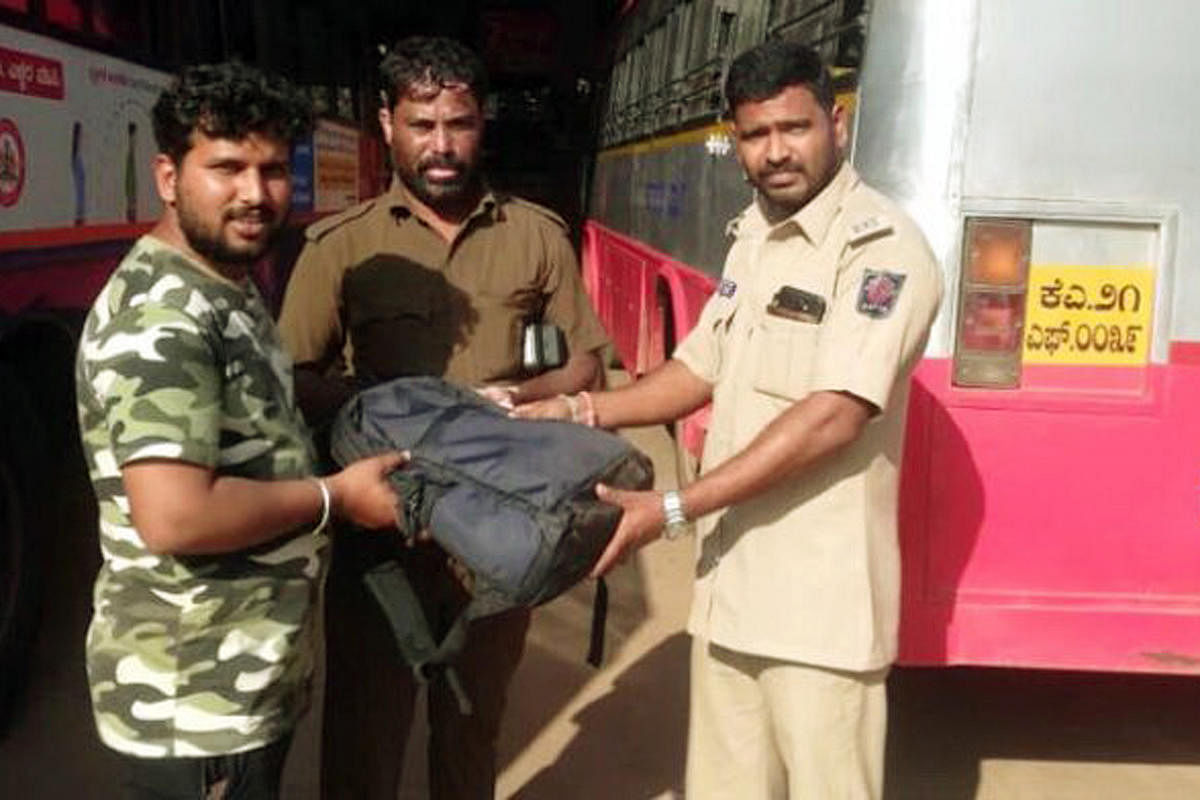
[75,63,403,799]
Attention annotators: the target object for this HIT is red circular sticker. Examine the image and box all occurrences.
[0,118,27,208]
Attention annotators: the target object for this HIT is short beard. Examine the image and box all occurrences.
[754,154,842,224]
[396,158,480,211]
[177,203,285,268]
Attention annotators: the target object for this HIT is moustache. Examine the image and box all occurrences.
[226,207,277,224]
[419,156,466,173]
[759,164,803,178]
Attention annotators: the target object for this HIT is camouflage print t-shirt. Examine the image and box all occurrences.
[75,236,324,758]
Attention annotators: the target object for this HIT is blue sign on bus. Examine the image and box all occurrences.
[290,138,314,213]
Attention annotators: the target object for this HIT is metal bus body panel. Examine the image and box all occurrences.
[961,0,1200,349]
[856,0,1200,355]
[852,0,1200,671]
[899,357,1200,674]
[591,125,750,279]
[0,234,142,315]
[851,0,977,361]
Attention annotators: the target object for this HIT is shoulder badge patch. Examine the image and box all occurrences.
[857,270,906,318]
[717,278,738,298]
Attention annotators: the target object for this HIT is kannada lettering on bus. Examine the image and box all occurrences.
[1022,264,1155,365]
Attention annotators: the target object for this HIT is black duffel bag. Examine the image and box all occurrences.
[330,376,654,711]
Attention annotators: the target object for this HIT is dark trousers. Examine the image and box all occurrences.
[118,736,292,800]
[321,534,530,800]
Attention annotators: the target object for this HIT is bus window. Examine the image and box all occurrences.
[716,8,737,54]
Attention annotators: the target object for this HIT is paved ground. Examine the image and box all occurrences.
[4,412,1200,798]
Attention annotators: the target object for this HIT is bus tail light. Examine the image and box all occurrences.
[954,218,1031,388]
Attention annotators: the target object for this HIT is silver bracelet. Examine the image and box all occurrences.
[312,478,332,535]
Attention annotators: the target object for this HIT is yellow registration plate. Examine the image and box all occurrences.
[1023,264,1155,366]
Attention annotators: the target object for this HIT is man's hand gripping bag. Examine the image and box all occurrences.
[330,377,653,711]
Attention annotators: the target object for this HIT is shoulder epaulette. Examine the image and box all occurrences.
[503,195,569,232]
[304,199,378,242]
[847,214,894,247]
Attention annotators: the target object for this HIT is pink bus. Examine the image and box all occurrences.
[585,0,1200,674]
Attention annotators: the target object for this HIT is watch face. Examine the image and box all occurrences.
[663,522,688,540]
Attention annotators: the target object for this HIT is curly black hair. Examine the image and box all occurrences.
[379,36,488,109]
[724,39,834,113]
[152,61,314,164]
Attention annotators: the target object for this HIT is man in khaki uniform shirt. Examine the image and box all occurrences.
[516,41,941,798]
[277,37,608,800]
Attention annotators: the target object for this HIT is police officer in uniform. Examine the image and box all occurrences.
[515,40,942,798]
[277,37,609,800]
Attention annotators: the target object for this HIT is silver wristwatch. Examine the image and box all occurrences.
[661,490,689,540]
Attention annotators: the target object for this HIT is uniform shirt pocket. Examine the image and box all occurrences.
[752,314,821,401]
[464,290,532,380]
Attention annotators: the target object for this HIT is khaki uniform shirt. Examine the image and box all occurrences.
[674,163,942,671]
[278,181,608,387]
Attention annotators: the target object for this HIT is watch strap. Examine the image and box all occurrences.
[662,490,688,539]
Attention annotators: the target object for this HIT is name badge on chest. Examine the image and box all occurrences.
[766,285,826,324]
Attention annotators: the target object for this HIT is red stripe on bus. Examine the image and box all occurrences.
[1169,342,1200,365]
[0,224,153,252]
[0,212,325,253]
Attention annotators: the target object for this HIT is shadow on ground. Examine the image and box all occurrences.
[885,666,1200,799]
[508,633,690,800]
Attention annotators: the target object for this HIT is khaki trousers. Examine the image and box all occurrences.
[686,637,888,800]
[321,534,529,800]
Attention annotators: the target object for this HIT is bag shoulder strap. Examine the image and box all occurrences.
[363,560,473,715]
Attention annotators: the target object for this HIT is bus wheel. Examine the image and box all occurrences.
[0,373,45,737]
